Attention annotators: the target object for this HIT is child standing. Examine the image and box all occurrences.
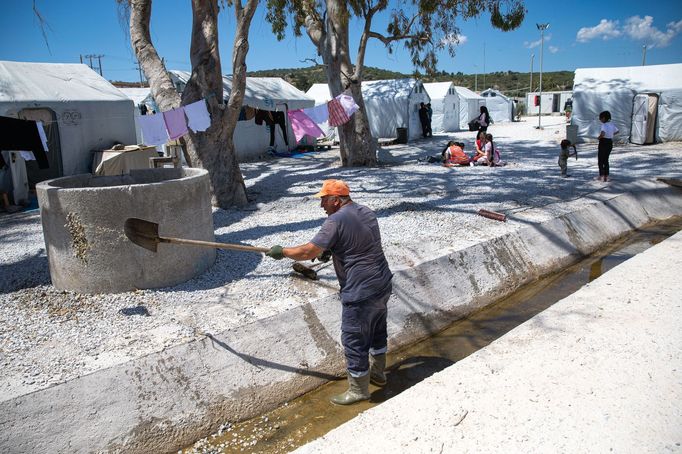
[597,110,618,182]
[558,139,577,177]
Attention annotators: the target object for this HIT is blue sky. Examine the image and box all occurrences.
[1,0,681,83]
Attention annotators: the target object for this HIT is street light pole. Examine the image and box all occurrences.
[474,64,478,92]
[536,23,550,129]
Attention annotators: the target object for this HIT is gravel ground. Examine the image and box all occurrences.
[1,116,681,401]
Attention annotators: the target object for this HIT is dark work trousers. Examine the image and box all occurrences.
[598,138,613,177]
[341,286,391,377]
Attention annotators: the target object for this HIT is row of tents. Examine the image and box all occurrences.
[1,60,680,190]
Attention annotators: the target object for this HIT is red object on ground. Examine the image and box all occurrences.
[478,209,507,222]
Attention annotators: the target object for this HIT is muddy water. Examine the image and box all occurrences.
[182,217,682,454]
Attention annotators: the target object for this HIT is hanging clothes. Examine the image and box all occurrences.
[183,99,211,132]
[288,110,325,143]
[327,98,350,127]
[0,116,49,169]
[254,109,274,126]
[138,112,169,146]
[237,106,256,122]
[337,93,360,117]
[163,107,188,140]
[270,111,289,146]
[302,104,329,125]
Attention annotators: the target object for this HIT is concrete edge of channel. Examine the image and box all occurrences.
[1,184,681,453]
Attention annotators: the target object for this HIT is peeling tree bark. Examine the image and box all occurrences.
[128,0,253,208]
[306,0,377,166]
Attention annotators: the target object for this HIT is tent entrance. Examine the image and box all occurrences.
[630,93,659,145]
[18,108,63,187]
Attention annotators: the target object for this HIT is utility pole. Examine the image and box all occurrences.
[134,61,145,87]
[84,54,104,77]
[530,54,534,93]
[483,42,486,90]
[536,23,550,130]
[642,45,647,66]
[474,64,478,92]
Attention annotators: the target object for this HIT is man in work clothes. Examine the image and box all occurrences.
[266,179,393,405]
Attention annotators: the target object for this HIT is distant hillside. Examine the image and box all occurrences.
[247,65,575,96]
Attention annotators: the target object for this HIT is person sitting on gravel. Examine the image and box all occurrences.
[265,179,393,406]
[442,141,471,166]
[472,131,487,164]
[482,133,504,167]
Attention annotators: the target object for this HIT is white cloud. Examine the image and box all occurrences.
[623,15,682,48]
[548,45,559,54]
[576,19,621,42]
[524,34,551,49]
[576,16,682,48]
[441,33,467,46]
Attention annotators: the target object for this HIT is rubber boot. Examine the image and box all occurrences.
[330,374,370,405]
[369,354,387,387]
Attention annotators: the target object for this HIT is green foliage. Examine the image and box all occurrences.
[248,65,575,95]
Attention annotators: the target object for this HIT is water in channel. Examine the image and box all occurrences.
[182,216,682,454]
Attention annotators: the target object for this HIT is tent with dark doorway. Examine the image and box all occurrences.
[0,60,136,203]
[571,63,682,144]
[423,82,460,132]
[361,78,430,141]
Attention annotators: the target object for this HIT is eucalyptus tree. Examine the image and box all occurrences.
[121,0,258,208]
[266,0,525,166]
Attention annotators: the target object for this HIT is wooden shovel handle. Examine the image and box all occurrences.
[159,236,270,253]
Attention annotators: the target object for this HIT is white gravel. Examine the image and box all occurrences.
[1,116,680,401]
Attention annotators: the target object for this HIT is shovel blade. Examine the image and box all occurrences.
[124,218,160,253]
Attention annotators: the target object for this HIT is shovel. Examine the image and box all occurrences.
[124,218,269,254]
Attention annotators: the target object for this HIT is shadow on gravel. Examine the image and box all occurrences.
[0,250,51,293]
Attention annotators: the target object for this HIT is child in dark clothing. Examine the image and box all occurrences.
[558,139,577,177]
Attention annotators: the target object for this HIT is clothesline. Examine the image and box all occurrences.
[287,92,360,143]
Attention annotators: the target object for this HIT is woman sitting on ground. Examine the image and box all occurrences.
[442,141,471,166]
[483,133,503,166]
[472,131,487,163]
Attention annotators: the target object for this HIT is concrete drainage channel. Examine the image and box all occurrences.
[2,186,682,453]
[181,216,682,453]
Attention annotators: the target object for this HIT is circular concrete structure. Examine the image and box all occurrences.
[36,168,216,294]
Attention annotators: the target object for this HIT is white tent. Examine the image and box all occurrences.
[480,88,513,123]
[170,71,315,159]
[305,83,336,141]
[0,61,136,183]
[423,82,460,132]
[362,78,430,141]
[454,86,486,131]
[572,63,682,144]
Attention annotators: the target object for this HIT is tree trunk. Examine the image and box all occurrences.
[318,0,377,167]
[128,0,250,208]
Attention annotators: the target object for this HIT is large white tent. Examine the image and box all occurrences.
[170,71,315,159]
[0,61,136,183]
[423,82,460,132]
[480,88,513,123]
[454,86,486,131]
[362,78,430,141]
[572,63,682,144]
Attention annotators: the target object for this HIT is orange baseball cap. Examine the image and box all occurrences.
[314,179,350,198]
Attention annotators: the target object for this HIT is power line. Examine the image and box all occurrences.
[82,54,105,76]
